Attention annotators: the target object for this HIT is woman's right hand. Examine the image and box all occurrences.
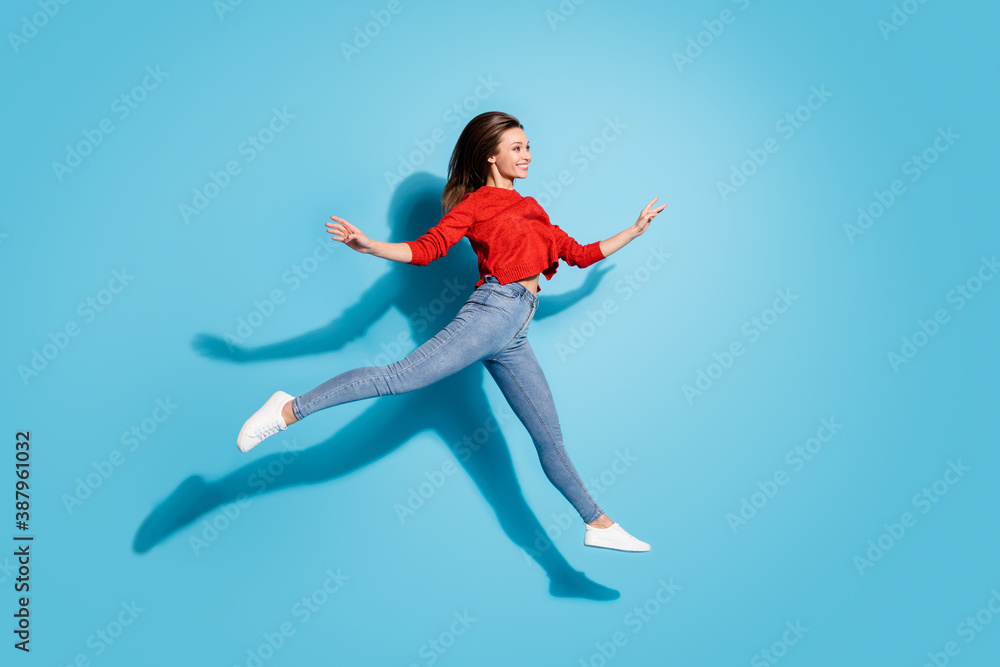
[326,216,374,254]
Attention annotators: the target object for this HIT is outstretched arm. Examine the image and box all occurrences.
[598,197,667,258]
[327,216,414,263]
[553,197,667,268]
[327,196,477,266]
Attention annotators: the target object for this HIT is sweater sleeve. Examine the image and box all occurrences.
[405,194,477,266]
[552,223,605,268]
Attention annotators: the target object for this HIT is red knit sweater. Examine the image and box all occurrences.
[405,185,605,293]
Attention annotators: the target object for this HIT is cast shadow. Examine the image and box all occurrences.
[134,171,619,601]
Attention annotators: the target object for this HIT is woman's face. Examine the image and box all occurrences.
[488,127,531,181]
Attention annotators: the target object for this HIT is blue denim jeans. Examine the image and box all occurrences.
[291,275,605,523]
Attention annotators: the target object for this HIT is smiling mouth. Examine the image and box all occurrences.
[517,163,529,170]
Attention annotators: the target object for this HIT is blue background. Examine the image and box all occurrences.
[2,0,997,665]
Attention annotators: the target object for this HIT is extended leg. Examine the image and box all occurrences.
[482,337,604,524]
[292,300,494,420]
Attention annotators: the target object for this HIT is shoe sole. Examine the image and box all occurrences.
[585,542,651,552]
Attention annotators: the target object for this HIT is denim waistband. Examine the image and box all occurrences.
[483,275,537,304]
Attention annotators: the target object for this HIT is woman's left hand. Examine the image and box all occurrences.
[632,197,667,237]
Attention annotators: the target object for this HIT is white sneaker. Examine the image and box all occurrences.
[237,391,293,453]
[584,522,651,552]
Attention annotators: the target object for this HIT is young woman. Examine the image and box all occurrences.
[237,111,666,552]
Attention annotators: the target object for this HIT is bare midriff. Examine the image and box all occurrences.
[515,273,540,294]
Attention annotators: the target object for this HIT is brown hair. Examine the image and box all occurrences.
[441,111,523,214]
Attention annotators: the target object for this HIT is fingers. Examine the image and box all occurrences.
[328,216,361,244]
[642,197,663,216]
[331,216,362,236]
[641,201,668,223]
[325,221,350,242]
[633,196,664,232]
[329,217,353,235]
